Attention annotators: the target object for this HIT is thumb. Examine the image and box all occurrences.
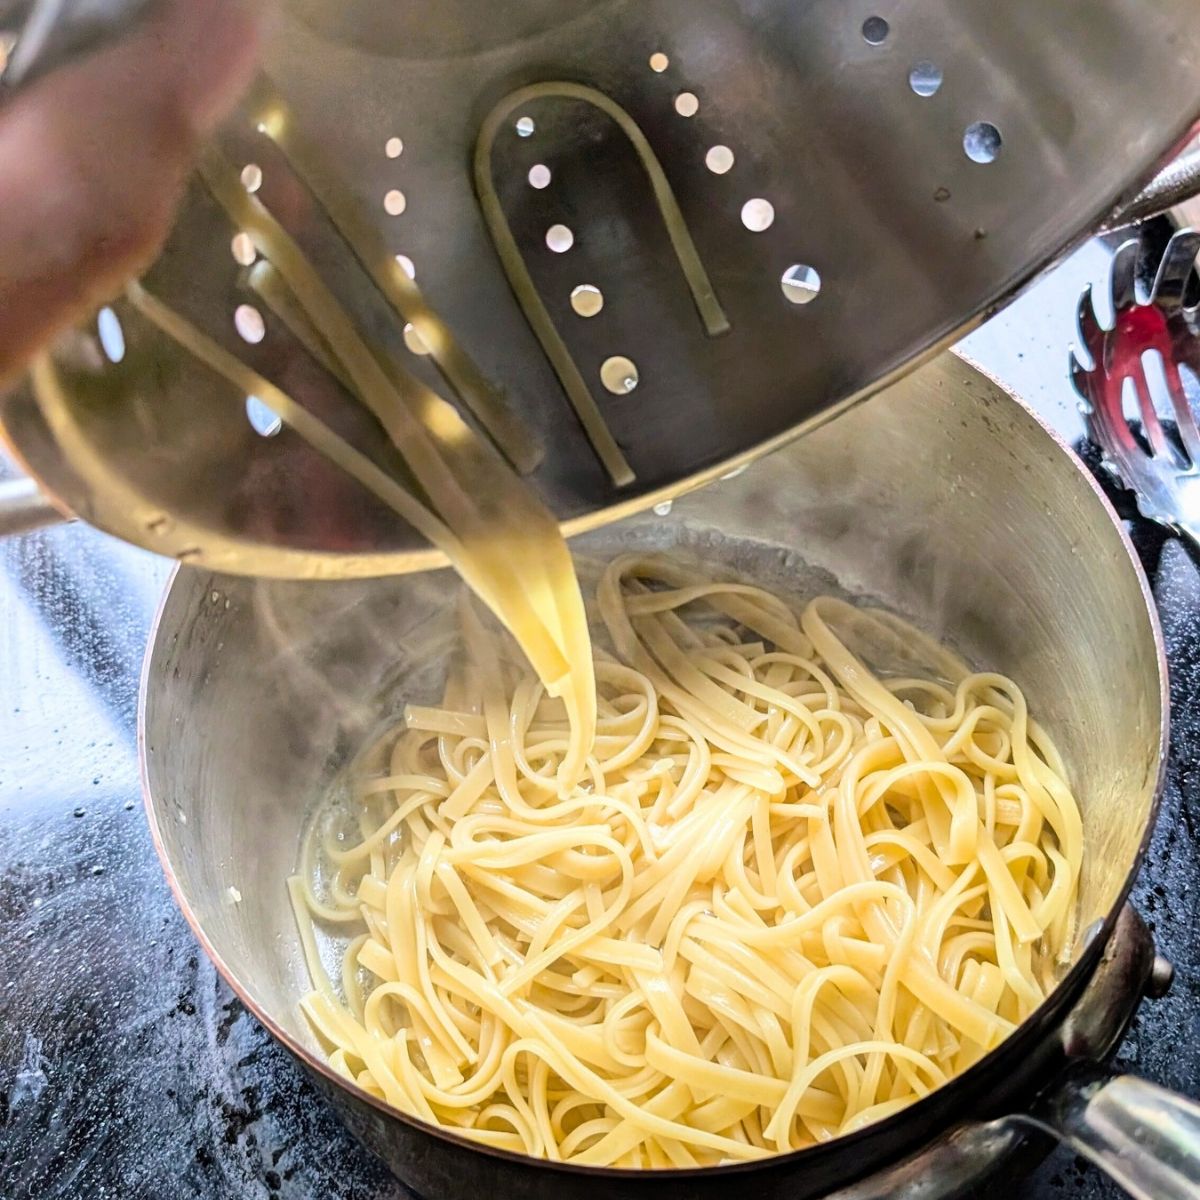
[0,0,267,384]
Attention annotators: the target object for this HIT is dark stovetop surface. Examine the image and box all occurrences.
[1,240,1198,1200]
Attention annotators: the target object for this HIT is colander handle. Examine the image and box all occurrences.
[0,0,157,91]
[0,475,70,536]
[1029,1066,1200,1200]
[1106,145,1200,231]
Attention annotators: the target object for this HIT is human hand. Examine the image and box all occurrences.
[0,0,264,385]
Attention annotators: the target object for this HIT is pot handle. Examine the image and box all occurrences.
[1026,1065,1200,1200]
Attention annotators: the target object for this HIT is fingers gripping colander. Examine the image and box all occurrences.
[3,0,1200,578]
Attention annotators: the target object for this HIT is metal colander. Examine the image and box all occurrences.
[3,0,1200,577]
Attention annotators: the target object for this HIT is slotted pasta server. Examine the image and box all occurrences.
[1073,229,1200,551]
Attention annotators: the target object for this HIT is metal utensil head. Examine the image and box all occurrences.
[1072,229,1200,545]
[5,0,1200,578]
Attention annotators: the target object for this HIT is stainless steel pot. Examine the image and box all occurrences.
[141,350,1200,1199]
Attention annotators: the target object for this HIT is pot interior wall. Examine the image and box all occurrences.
[143,353,1164,1068]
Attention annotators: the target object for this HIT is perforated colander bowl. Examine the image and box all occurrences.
[3,0,1200,577]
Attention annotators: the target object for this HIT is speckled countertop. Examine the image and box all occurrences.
[0,239,1197,1200]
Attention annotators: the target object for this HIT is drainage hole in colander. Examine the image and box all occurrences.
[529,164,552,190]
[97,307,125,363]
[231,233,256,266]
[516,116,536,138]
[909,62,943,97]
[741,199,775,232]
[245,395,282,438]
[385,137,403,159]
[404,323,432,355]
[240,163,263,193]
[675,92,700,118]
[547,225,575,253]
[649,52,669,73]
[601,357,639,395]
[384,189,407,216]
[963,122,1002,163]
[862,16,889,45]
[706,146,735,175]
[234,304,265,345]
[570,285,604,318]
[781,265,822,305]
[395,255,416,280]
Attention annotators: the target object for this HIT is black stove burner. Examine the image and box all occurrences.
[0,448,1198,1199]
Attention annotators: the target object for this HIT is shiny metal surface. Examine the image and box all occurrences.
[1105,148,1200,233]
[4,1,1200,578]
[142,349,1169,1198]
[1074,229,1200,550]
[1035,1066,1200,1200]
[1025,909,1200,1200]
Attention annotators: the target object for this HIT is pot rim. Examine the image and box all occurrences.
[138,349,1171,1179]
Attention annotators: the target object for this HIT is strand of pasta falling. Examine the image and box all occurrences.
[244,75,543,476]
[475,81,732,488]
[126,138,597,791]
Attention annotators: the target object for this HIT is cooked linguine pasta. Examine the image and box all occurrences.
[290,553,1081,1166]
